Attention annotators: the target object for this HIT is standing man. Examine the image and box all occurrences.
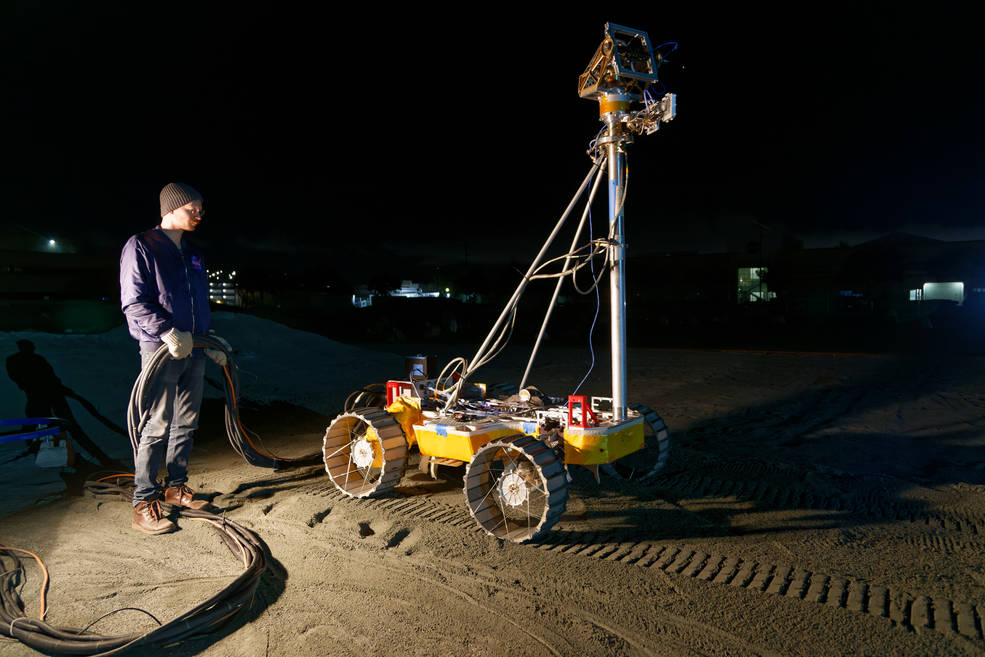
[120,182,221,534]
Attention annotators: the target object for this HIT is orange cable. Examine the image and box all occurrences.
[95,474,134,482]
[208,608,241,628]
[221,365,279,460]
[0,547,50,620]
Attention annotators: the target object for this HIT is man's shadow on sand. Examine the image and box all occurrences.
[4,339,127,470]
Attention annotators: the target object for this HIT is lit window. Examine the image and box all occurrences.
[737,267,770,303]
[923,282,964,304]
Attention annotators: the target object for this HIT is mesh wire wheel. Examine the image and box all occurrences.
[464,433,568,542]
[323,408,407,497]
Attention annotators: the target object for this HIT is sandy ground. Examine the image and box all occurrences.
[3,325,985,656]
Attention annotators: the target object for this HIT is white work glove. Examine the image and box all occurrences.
[206,331,230,367]
[161,328,194,359]
[205,348,227,367]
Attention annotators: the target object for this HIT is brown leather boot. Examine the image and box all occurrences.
[163,484,209,510]
[132,500,176,534]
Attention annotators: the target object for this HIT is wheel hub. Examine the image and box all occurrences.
[351,439,375,469]
[498,472,529,507]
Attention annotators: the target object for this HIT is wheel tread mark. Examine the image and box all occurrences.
[668,549,696,574]
[533,532,566,550]
[622,544,654,565]
[651,470,985,539]
[711,557,740,585]
[579,542,609,558]
[650,546,679,570]
[570,534,603,555]
[827,578,848,608]
[934,598,956,635]
[846,581,868,612]
[912,596,932,632]
[748,564,775,592]
[682,552,710,578]
[730,561,757,588]
[697,555,724,581]
[804,574,829,604]
[888,592,909,627]
[301,480,985,643]
[566,533,599,553]
[868,585,888,618]
[397,501,430,516]
[765,565,792,596]
[557,532,592,553]
[785,569,810,600]
[601,541,637,561]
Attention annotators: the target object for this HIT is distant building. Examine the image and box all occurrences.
[737,267,776,303]
[352,284,375,308]
[631,232,985,325]
[390,280,441,299]
[352,280,448,308]
[208,269,241,306]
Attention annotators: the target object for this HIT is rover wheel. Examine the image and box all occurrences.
[343,383,387,413]
[323,408,406,497]
[603,404,671,481]
[464,433,568,543]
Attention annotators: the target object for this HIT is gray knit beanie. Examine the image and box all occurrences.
[160,182,203,217]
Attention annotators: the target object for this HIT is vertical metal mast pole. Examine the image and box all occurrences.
[604,103,629,422]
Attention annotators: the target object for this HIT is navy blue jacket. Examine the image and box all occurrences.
[120,227,211,352]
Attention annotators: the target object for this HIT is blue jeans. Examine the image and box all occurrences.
[133,351,205,505]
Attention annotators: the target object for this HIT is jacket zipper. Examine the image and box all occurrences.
[180,240,196,334]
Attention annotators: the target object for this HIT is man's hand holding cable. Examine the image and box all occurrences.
[206,330,230,367]
[161,328,194,359]
[205,348,227,367]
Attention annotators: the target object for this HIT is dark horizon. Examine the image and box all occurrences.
[3,4,982,278]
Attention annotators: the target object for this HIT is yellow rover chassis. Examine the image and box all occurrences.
[388,395,645,466]
[561,416,644,465]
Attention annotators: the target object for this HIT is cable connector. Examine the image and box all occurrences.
[622,92,677,135]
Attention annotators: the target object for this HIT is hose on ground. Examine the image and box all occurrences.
[0,475,269,656]
[127,335,321,470]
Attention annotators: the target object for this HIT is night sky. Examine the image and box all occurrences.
[2,4,982,282]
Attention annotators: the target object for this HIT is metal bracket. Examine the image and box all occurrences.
[579,23,662,101]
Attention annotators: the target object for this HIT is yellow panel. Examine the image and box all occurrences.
[564,421,644,465]
[414,425,517,462]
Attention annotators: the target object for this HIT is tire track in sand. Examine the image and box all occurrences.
[304,483,985,645]
[652,469,985,540]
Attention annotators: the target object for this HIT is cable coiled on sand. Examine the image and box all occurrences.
[126,335,321,469]
[1,476,269,656]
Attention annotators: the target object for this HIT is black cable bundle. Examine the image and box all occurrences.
[1,477,268,656]
[127,335,321,470]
